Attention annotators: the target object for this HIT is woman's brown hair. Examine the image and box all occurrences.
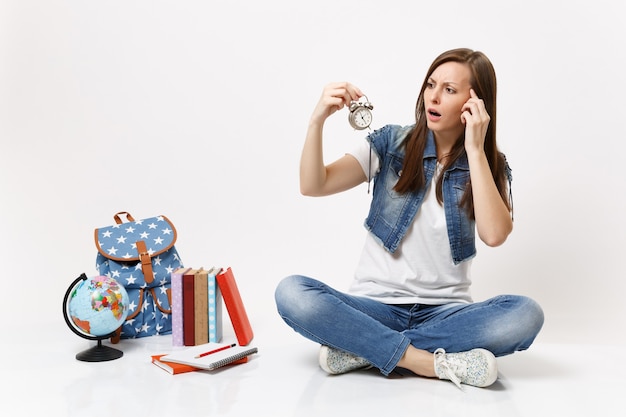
[394,48,510,219]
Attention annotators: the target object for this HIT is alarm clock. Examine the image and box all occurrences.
[348,96,374,130]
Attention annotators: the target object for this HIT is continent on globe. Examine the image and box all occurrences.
[72,317,92,334]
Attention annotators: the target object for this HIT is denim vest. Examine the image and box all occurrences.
[364,124,477,265]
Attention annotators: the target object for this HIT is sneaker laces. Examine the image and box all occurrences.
[434,348,464,390]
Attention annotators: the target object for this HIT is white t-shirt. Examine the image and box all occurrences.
[347,141,472,305]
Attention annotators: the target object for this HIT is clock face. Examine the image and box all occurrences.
[351,107,372,130]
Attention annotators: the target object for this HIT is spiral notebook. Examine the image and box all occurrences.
[159,342,258,371]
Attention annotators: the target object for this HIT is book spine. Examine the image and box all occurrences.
[216,267,254,346]
[182,272,195,346]
[171,268,188,346]
[194,270,209,345]
[208,270,223,343]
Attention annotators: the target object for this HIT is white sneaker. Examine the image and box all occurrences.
[318,346,371,375]
[434,348,498,389]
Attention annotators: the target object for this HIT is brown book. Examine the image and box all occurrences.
[194,268,209,345]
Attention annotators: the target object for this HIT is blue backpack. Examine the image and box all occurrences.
[95,212,183,342]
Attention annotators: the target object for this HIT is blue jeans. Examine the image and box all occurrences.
[274,275,544,376]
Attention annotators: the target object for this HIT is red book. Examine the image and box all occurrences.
[151,354,198,375]
[216,267,254,346]
[182,268,200,346]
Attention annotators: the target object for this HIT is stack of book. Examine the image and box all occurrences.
[152,266,256,375]
[170,266,254,347]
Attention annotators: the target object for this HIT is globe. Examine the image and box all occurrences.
[63,273,130,362]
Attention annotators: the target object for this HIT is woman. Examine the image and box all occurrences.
[274,48,544,389]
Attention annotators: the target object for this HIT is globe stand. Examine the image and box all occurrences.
[75,338,124,362]
[63,273,126,362]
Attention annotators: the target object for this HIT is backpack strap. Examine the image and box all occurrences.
[136,240,154,284]
[113,211,135,224]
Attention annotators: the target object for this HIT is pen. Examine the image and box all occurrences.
[194,343,236,358]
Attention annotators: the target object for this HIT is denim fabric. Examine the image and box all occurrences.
[365,125,482,264]
[275,275,544,376]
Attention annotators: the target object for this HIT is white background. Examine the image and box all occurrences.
[1,0,624,347]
